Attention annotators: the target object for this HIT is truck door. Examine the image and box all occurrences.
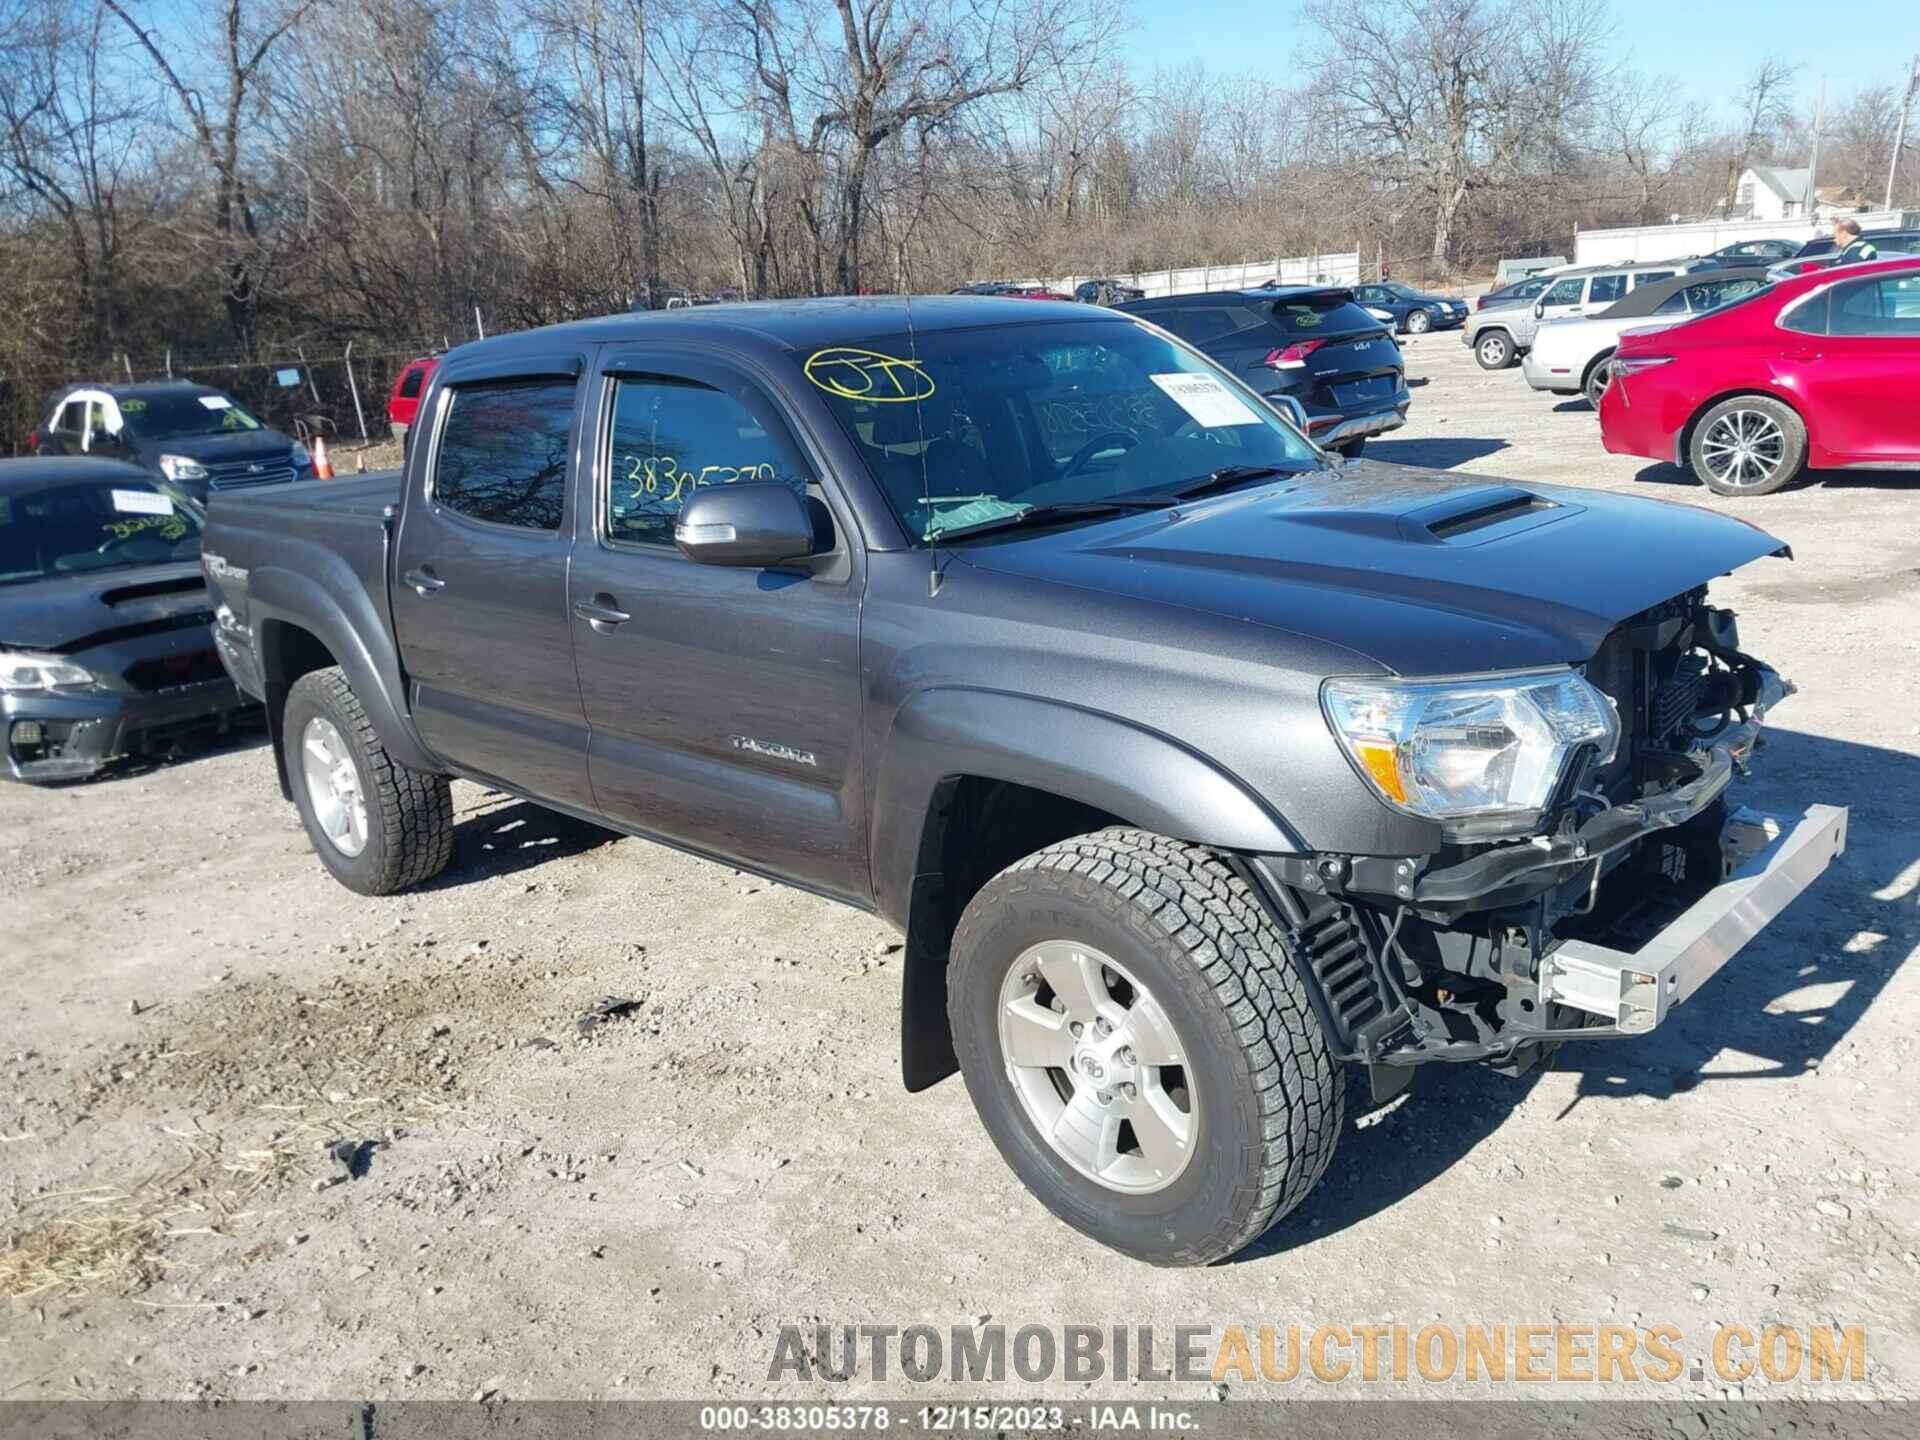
[390,352,596,810]
[567,350,869,903]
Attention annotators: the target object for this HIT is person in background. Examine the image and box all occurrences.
[1831,217,1879,265]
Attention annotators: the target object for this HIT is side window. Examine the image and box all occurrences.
[399,366,426,399]
[1831,276,1920,337]
[1652,290,1690,315]
[1780,291,1830,336]
[432,378,573,531]
[604,375,812,548]
[86,400,114,447]
[1588,274,1628,305]
[1542,277,1585,306]
[50,401,85,438]
[1632,271,1675,287]
[1171,307,1257,343]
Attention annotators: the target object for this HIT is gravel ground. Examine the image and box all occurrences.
[3,330,1916,1403]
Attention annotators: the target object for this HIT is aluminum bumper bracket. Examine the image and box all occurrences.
[1536,803,1848,1034]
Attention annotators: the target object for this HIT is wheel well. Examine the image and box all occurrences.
[1678,388,1806,463]
[257,621,338,800]
[1580,347,1616,386]
[898,777,1126,1091]
[1477,327,1511,346]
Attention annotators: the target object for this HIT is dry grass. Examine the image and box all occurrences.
[0,1101,382,1302]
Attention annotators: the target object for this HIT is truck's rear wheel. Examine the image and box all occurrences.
[948,828,1342,1266]
[284,667,453,895]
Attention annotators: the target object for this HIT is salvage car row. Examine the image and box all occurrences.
[1465,246,1920,496]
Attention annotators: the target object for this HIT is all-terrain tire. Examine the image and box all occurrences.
[948,828,1343,1266]
[284,667,453,895]
[1475,330,1514,369]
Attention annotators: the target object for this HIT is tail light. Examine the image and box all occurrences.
[1264,339,1327,370]
[24,429,38,450]
[1474,297,1485,310]
[1613,355,1674,375]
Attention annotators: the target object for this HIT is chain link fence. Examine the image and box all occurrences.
[2,339,449,458]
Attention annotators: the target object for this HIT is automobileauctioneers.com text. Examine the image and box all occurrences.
[768,1322,1866,1386]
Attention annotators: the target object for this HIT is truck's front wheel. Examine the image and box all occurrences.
[284,667,453,895]
[948,829,1342,1266]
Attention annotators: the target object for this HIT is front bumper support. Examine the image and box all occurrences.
[1537,804,1848,1034]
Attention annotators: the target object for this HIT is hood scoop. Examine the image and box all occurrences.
[100,575,208,607]
[1414,486,1564,543]
[1278,484,1572,548]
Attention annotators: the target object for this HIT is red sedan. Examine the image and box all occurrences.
[1599,256,1920,496]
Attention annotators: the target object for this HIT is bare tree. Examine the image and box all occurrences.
[103,0,322,351]
[1304,0,1606,271]
[1722,56,1798,214]
[0,0,157,351]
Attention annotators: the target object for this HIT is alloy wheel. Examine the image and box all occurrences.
[1407,310,1433,334]
[1698,409,1787,491]
[996,941,1198,1194]
[301,716,368,857]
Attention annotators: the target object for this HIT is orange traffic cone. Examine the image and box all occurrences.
[311,435,335,479]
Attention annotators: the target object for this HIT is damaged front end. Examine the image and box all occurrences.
[1247,588,1846,1095]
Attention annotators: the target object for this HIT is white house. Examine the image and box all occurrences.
[1732,165,1813,222]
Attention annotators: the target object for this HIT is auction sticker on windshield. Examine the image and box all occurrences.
[1149,372,1261,428]
[198,394,233,410]
[111,489,174,515]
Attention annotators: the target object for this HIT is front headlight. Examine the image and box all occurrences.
[1323,668,1619,839]
[159,454,210,481]
[0,650,96,693]
[291,442,312,467]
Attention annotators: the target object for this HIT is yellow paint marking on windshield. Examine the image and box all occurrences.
[804,347,936,402]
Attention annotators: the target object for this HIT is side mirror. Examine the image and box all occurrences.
[675,481,818,567]
[1532,298,1546,318]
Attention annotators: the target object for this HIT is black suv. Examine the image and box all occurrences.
[30,382,316,506]
[1119,287,1408,456]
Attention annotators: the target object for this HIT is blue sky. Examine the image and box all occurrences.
[1121,2,1916,116]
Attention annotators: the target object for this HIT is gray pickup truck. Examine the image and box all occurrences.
[200,297,1845,1266]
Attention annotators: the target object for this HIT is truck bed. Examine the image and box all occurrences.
[202,471,406,714]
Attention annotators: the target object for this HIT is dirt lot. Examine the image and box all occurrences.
[4,331,1917,1403]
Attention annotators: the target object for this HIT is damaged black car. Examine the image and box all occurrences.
[1,458,254,783]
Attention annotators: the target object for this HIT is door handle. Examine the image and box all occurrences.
[403,566,445,596]
[573,594,631,629]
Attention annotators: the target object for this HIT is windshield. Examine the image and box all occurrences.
[0,480,202,585]
[803,320,1323,542]
[118,391,265,440]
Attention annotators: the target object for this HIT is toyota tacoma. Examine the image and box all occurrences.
[198,297,1845,1265]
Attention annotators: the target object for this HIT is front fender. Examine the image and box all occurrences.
[247,565,437,777]
[869,686,1303,930]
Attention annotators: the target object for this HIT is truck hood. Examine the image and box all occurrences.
[954,463,1787,675]
[1,561,213,653]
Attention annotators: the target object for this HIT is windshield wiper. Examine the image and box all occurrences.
[1157,463,1309,501]
[935,497,1174,541]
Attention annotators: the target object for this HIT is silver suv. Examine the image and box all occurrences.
[1464,263,1680,370]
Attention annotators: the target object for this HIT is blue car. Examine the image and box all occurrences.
[1347,282,1470,335]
